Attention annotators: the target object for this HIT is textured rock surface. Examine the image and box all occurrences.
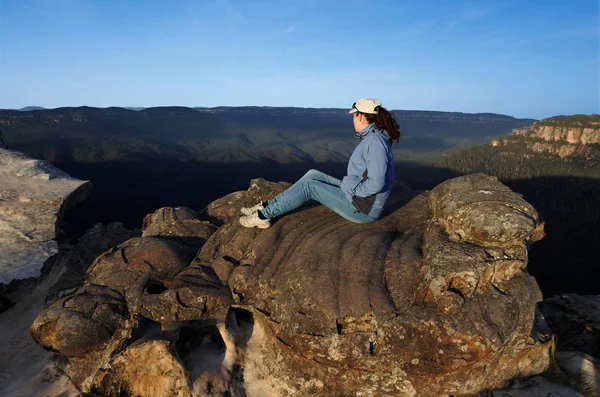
[142,206,217,249]
[478,376,585,397]
[31,176,551,396]
[479,351,600,397]
[0,243,81,397]
[539,294,600,357]
[428,173,539,247]
[0,148,91,284]
[555,351,600,395]
[46,222,138,305]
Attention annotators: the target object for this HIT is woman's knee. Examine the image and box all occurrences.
[303,169,322,179]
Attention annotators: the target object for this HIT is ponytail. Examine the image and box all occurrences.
[364,107,400,144]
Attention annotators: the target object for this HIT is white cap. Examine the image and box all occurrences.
[349,98,382,114]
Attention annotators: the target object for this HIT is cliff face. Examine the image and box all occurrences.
[491,115,600,160]
[0,148,91,284]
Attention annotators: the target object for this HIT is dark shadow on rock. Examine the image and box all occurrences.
[0,294,13,314]
[149,235,209,250]
[128,316,163,345]
[175,324,226,381]
[225,307,254,396]
[226,307,255,348]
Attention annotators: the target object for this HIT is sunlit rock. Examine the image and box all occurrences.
[32,174,552,396]
[0,148,91,284]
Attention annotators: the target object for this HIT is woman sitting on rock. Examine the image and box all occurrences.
[239,98,400,229]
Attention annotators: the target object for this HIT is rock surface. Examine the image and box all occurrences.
[0,241,81,397]
[479,350,600,397]
[0,148,91,284]
[142,206,218,249]
[31,175,552,396]
[539,294,600,358]
[46,222,138,305]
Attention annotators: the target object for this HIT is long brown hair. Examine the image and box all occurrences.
[364,107,400,144]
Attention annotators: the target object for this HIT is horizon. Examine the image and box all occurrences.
[3,104,549,119]
[1,0,598,119]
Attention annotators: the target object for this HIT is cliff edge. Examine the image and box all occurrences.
[491,114,600,161]
[0,148,91,285]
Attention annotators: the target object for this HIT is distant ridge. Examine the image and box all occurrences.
[0,105,536,166]
[7,105,536,122]
[18,106,46,111]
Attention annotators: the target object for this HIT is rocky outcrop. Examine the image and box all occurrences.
[0,148,91,285]
[45,222,138,305]
[31,175,551,396]
[491,115,600,160]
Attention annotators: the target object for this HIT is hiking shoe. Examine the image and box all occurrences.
[239,212,271,229]
[240,202,265,216]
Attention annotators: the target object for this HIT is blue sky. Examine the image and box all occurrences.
[0,0,598,118]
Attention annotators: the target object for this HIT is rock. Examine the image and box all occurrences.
[31,232,230,387]
[84,237,197,297]
[478,351,600,397]
[131,264,232,323]
[0,148,91,284]
[0,294,13,314]
[200,178,290,226]
[30,285,128,357]
[555,351,600,396]
[31,174,551,396]
[196,174,549,395]
[538,294,600,357]
[478,376,585,397]
[142,206,218,249]
[46,222,138,305]
[428,173,539,247]
[94,339,191,397]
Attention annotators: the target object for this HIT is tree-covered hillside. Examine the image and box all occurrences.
[412,115,600,297]
[0,106,534,164]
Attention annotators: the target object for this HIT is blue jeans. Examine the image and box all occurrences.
[260,169,375,223]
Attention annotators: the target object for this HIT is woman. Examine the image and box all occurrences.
[239,98,400,229]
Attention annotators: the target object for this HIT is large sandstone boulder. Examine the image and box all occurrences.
[31,175,551,396]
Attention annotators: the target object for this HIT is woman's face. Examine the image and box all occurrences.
[353,112,368,132]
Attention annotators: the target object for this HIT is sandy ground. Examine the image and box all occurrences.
[0,261,79,397]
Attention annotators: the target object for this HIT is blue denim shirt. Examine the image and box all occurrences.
[340,123,395,218]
